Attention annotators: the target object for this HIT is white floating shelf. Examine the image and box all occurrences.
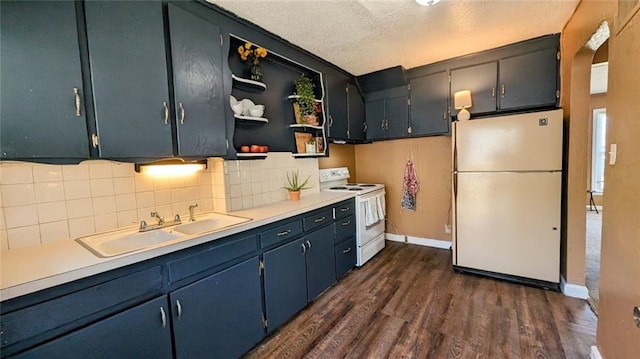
[287,95,322,103]
[289,124,323,130]
[231,74,267,92]
[234,114,269,123]
[292,152,325,158]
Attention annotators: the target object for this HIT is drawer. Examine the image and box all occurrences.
[334,214,356,243]
[260,219,303,248]
[168,234,258,284]
[335,237,357,279]
[333,200,354,220]
[302,207,333,232]
[0,266,163,349]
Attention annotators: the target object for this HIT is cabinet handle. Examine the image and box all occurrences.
[343,247,352,254]
[301,242,306,255]
[363,122,368,132]
[176,300,182,321]
[91,134,99,149]
[329,115,334,127]
[381,120,385,130]
[160,307,167,328]
[501,84,505,98]
[277,229,291,236]
[306,240,311,251]
[314,216,326,223]
[341,220,351,226]
[492,87,496,99]
[162,102,169,125]
[443,110,447,122]
[73,87,81,117]
[340,207,350,212]
[385,119,389,130]
[179,103,185,125]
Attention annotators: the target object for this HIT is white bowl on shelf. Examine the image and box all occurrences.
[249,105,265,118]
[241,99,255,116]
[231,102,244,116]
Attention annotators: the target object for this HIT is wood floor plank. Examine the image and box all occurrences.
[243,242,596,359]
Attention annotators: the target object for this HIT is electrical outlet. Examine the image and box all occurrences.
[444,224,452,234]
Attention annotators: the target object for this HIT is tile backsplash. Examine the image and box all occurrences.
[0,153,319,251]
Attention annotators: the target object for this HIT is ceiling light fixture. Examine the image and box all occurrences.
[415,0,441,6]
[135,159,207,176]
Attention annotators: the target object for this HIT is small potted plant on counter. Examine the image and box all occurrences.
[292,74,319,125]
[284,170,312,201]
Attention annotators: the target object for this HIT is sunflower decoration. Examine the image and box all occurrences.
[238,42,268,65]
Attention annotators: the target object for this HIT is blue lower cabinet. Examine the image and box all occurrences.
[10,296,173,359]
[263,238,308,333]
[335,237,357,279]
[305,225,337,301]
[170,257,264,359]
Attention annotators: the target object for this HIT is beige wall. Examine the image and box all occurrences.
[355,137,452,241]
[597,4,640,357]
[318,143,357,179]
[560,0,615,288]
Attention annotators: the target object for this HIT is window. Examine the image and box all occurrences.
[591,108,607,193]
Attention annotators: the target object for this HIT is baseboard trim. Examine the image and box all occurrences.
[590,345,603,359]
[385,233,452,250]
[560,275,589,299]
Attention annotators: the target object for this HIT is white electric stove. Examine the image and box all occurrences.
[319,167,386,266]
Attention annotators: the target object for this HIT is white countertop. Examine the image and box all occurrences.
[0,192,355,302]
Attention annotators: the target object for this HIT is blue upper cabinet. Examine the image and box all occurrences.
[409,71,450,136]
[450,62,499,116]
[0,1,89,161]
[85,1,173,159]
[168,4,227,157]
[85,1,228,160]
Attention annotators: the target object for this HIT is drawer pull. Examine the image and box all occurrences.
[341,220,351,226]
[301,242,306,255]
[340,207,350,212]
[176,300,183,321]
[277,229,292,236]
[314,216,326,223]
[342,247,352,254]
[160,307,167,328]
[306,240,311,251]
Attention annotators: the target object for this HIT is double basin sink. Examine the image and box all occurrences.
[77,212,252,258]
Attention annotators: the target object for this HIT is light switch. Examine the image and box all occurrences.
[609,143,617,165]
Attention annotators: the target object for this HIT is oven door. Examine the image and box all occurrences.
[356,189,386,247]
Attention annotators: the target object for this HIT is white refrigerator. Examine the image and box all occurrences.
[452,109,563,285]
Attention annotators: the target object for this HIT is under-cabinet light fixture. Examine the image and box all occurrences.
[454,90,472,121]
[135,159,207,176]
[415,0,441,6]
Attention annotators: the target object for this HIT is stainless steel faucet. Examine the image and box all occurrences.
[188,203,198,222]
[150,211,164,225]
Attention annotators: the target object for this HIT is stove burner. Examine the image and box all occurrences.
[330,187,348,190]
[345,183,359,186]
[359,184,376,187]
[348,188,363,191]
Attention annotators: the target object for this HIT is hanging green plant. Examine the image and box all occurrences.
[293,74,318,124]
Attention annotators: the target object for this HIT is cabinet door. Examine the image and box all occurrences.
[325,74,349,140]
[386,96,409,139]
[0,1,89,160]
[499,48,558,110]
[365,99,386,141]
[263,238,307,332]
[306,225,336,301]
[85,1,173,158]
[409,71,450,136]
[168,4,227,157]
[11,296,173,359]
[170,257,264,359]
[347,83,366,140]
[450,62,498,115]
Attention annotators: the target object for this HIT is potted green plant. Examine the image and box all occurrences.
[293,74,319,125]
[283,170,312,201]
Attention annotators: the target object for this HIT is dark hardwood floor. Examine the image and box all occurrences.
[244,242,596,359]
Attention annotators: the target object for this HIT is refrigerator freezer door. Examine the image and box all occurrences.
[455,171,561,283]
[455,109,563,172]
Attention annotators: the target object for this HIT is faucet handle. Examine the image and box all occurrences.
[139,220,147,230]
[150,211,158,217]
[174,214,181,222]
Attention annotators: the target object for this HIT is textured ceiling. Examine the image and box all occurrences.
[209,0,579,76]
